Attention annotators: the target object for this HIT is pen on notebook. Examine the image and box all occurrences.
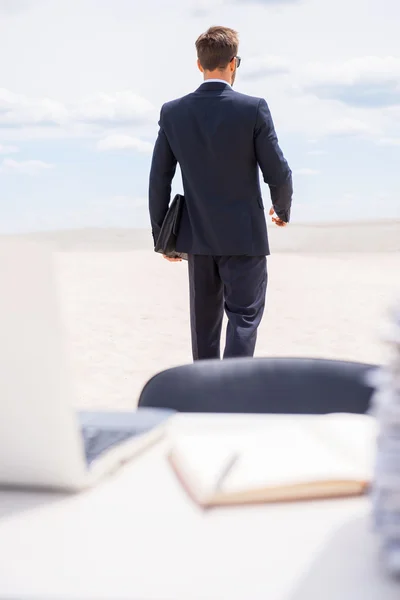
[214,453,239,492]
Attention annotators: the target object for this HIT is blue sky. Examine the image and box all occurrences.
[0,0,399,232]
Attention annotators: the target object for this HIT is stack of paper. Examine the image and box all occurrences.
[371,303,400,576]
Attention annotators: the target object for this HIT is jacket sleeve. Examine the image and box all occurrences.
[148,106,178,245]
[254,98,293,223]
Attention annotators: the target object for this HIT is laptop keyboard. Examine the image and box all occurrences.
[78,408,175,466]
[82,426,137,466]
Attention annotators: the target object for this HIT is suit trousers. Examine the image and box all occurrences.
[188,255,267,361]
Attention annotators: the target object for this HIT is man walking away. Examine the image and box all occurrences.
[149,26,293,361]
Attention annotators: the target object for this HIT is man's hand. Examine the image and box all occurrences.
[269,207,287,228]
[163,255,182,262]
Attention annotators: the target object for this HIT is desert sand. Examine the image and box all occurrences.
[6,221,400,410]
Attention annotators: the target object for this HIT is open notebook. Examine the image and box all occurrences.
[168,413,377,508]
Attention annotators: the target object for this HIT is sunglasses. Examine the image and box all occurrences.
[231,55,241,68]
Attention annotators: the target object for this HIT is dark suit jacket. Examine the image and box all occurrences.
[149,82,292,256]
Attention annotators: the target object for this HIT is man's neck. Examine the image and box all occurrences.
[203,77,232,87]
[204,71,231,85]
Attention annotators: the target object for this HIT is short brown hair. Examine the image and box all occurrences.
[195,26,239,72]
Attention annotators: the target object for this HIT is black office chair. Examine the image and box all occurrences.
[138,357,376,414]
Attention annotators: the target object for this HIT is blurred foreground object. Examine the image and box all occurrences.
[371,302,400,576]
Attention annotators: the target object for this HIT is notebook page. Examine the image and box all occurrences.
[171,421,366,497]
[308,413,377,481]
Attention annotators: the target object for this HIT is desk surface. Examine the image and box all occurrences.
[0,413,398,600]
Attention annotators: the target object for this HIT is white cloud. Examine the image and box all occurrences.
[378,137,400,146]
[323,118,379,137]
[241,56,290,80]
[232,0,300,3]
[0,88,154,133]
[97,134,153,153]
[0,88,68,127]
[307,149,326,156]
[0,0,35,14]
[294,168,320,176]
[0,158,54,175]
[0,143,18,154]
[304,56,400,86]
[302,56,400,108]
[190,0,223,13]
[73,92,155,126]
[194,0,300,10]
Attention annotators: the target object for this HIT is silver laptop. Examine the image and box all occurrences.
[0,240,173,491]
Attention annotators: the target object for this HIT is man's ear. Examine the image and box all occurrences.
[229,58,235,73]
[197,59,204,73]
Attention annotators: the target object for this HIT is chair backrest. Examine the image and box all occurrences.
[138,357,376,415]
